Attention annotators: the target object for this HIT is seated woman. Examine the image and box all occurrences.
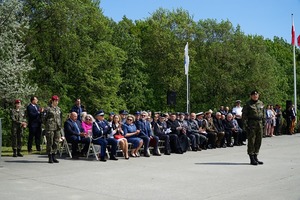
[122,115,143,157]
[110,114,129,160]
[81,114,94,136]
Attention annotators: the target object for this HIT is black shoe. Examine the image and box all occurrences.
[100,157,107,162]
[109,156,118,161]
[254,154,263,165]
[48,154,53,164]
[52,154,59,163]
[17,150,23,157]
[249,155,258,166]
[153,152,161,156]
[13,149,17,157]
[144,153,150,157]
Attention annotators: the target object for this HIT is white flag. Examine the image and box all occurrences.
[184,42,189,75]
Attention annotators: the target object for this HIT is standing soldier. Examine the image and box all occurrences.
[242,90,264,165]
[43,95,62,164]
[11,99,27,157]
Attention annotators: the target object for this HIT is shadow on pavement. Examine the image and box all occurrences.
[195,162,249,166]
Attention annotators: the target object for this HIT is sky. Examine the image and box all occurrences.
[100,0,300,44]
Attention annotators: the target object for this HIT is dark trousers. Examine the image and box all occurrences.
[28,126,42,151]
[156,134,170,153]
[169,134,182,153]
[67,135,91,156]
[187,133,197,149]
[92,138,117,158]
[207,131,217,148]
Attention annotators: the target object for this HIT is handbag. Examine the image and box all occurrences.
[114,134,124,139]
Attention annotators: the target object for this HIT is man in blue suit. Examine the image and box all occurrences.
[64,112,91,158]
[26,96,43,153]
[136,111,161,157]
[92,110,118,161]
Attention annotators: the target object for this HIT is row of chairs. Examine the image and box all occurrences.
[41,129,165,160]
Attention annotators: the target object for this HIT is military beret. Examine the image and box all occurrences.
[51,95,59,101]
[14,99,21,104]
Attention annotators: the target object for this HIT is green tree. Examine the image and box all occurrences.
[0,0,37,104]
[24,0,126,114]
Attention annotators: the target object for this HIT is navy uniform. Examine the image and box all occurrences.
[43,95,62,163]
[11,99,27,157]
[242,90,264,165]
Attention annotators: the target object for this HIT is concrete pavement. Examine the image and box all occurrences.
[0,134,300,200]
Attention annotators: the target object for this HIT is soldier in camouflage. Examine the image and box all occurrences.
[43,95,62,164]
[11,99,27,157]
[242,90,264,165]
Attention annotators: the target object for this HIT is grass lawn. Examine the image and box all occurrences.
[1,146,47,157]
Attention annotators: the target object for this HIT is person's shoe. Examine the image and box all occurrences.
[109,156,118,161]
[48,154,53,164]
[52,154,59,163]
[222,144,227,148]
[100,157,107,162]
[144,153,150,157]
[254,154,263,165]
[28,149,32,154]
[153,152,161,156]
[249,155,258,165]
[17,149,23,157]
[13,149,17,157]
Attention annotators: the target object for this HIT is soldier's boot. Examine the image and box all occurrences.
[249,155,258,165]
[48,154,53,164]
[17,149,23,157]
[52,153,59,163]
[13,149,17,157]
[254,154,263,165]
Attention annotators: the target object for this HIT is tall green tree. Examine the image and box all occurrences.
[0,0,37,104]
[24,0,126,113]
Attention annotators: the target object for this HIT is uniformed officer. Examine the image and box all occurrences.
[11,99,27,157]
[43,95,62,164]
[242,90,264,165]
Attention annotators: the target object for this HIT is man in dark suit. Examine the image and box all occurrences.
[70,98,85,121]
[64,112,91,158]
[136,111,161,157]
[27,96,43,153]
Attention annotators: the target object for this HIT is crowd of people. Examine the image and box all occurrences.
[10,95,297,164]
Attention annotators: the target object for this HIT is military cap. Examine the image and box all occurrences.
[236,100,241,103]
[109,112,115,116]
[196,112,204,116]
[119,110,128,115]
[135,111,141,115]
[95,110,105,116]
[250,90,259,95]
[14,99,21,104]
[51,95,59,101]
[160,113,167,118]
[185,112,190,116]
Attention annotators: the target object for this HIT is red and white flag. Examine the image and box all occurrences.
[297,35,300,47]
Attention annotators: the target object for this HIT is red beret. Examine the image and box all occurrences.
[51,95,59,101]
[15,99,21,104]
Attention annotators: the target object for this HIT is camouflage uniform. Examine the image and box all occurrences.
[242,99,264,155]
[11,108,27,151]
[43,105,62,155]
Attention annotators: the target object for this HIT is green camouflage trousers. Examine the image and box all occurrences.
[46,130,61,154]
[11,124,23,150]
[246,120,263,155]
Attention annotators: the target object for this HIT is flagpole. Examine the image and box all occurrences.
[292,14,297,120]
[184,42,190,113]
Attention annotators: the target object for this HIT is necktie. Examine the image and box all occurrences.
[73,121,81,140]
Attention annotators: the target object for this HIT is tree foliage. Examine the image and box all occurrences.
[1,1,300,146]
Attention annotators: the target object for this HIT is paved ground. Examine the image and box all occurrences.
[0,134,300,200]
